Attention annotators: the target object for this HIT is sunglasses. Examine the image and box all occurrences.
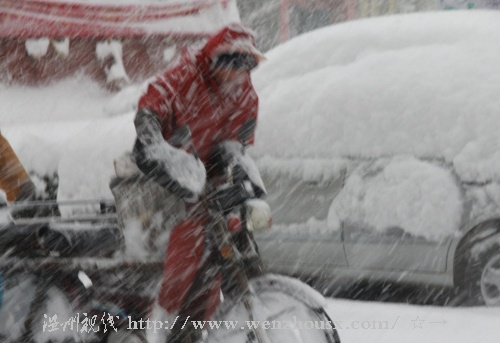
[213,52,258,71]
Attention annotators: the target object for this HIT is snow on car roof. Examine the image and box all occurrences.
[251,10,500,183]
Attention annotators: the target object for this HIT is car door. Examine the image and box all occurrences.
[339,158,462,273]
[343,223,453,273]
[254,167,348,273]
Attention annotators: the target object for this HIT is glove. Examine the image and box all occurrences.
[133,109,206,201]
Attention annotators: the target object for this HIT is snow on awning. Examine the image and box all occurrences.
[0,0,236,38]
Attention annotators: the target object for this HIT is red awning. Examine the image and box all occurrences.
[0,0,230,38]
[293,0,340,11]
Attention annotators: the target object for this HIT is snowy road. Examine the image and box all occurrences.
[325,299,500,343]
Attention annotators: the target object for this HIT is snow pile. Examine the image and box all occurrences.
[56,114,136,208]
[0,77,115,125]
[24,38,70,59]
[52,38,70,57]
[252,10,500,183]
[465,183,500,225]
[143,140,207,200]
[454,136,500,183]
[163,46,177,64]
[25,38,50,59]
[328,156,463,241]
[0,78,146,208]
[325,298,500,343]
[95,40,130,85]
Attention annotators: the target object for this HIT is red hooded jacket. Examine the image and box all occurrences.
[137,24,259,163]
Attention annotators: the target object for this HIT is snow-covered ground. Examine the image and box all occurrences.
[2,10,500,342]
[325,298,500,343]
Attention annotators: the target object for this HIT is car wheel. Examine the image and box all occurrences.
[465,241,500,306]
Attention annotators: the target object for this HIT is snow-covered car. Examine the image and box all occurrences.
[2,7,500,310]
[250,10,500,306]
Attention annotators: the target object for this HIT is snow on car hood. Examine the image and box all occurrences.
[327,156,463,241]
[251,10,500,184]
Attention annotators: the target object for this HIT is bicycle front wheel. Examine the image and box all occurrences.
[207,274,341,343]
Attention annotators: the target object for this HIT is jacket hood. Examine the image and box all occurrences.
[196,23,262,78]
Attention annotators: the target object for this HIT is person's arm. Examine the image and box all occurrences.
[133,82,206,202]
[134,108,164,147]
[135,79,174,146]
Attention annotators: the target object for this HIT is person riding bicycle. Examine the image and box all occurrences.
[117,23,266,343]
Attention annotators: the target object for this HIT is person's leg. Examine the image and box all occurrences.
[167,265,222,343]
[154,217,222,343]
[158,219,206,313]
